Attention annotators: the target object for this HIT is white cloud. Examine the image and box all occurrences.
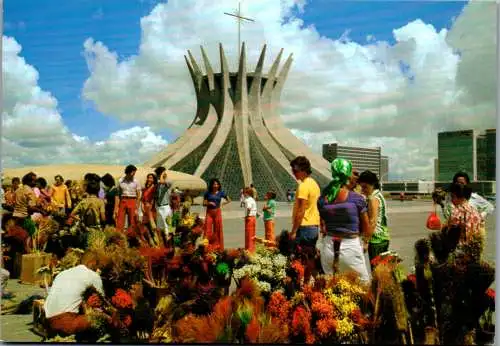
[2,36,168,168]
[81,0,496,180]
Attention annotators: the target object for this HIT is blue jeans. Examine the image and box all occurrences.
[296,225,319,247]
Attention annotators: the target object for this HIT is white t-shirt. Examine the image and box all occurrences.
[44,265,104,319]
[244,196,257,217]
[118,177,140,198]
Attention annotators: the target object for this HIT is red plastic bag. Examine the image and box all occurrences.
[426,209,442,231]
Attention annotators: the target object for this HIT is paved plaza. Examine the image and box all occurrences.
[1,200,496,342]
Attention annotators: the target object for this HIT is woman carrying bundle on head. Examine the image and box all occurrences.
[317,158,372,283]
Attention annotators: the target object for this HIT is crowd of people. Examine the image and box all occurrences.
[0,155,495,341]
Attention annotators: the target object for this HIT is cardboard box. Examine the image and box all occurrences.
[20,253,51,285]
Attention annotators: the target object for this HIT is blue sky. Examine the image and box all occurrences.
[4,0,467,143]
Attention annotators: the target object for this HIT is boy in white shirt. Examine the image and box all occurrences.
[44,250,112,337]
[243,187,257,253]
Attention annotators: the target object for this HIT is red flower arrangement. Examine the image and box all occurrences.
[111,289,134,310]
[316,318,337,338]
[486,288,495,300]
[350,308,369,327]
[87,293,103,308]
[407,274,417,286]
[291,260,305,281]
[122,314,132,328]
[206,243,220,254]
[311,293,334,319]
[291,306,313,340]
[267,291,291,325]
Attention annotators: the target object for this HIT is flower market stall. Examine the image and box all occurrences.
[12,210,494,344]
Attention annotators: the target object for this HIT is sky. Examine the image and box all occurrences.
[2,0,497,180]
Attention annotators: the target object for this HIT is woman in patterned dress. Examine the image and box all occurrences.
[444,182,485,245]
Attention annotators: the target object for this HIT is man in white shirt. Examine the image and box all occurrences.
[244,187,257,253]
[44,250,109,336]
[114,165,141,232]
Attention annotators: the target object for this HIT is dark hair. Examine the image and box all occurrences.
[268,191,277,200]
[65,180,72,188]
[208,178,222,192]
[146,173,158,186]
[358,170,380,189]
[452,171,470,184]
[101,173,115,188]
[154,166,166,178]
[22,172,36,185]
[36,177,47,189]
[86,179,101,195]
[449,182,472,200]
[290,156,312,175]
[125,165,137,175]
[54,175,63,181]
[12,177,20,184]
[84,173,101,184]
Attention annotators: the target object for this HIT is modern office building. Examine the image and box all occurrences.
[437,129,496,182]
[380,156,389,182]
[485,129,496,181]
[434,158,439,181]
[322,143,381,177]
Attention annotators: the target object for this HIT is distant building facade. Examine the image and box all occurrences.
[380,156,389,182]
[437,129,496,182]
[434,158,439,181]
[322,143,381,177]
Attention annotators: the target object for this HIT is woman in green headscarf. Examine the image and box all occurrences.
[317,158,372,283]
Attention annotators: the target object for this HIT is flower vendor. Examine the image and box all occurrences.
[243,187,257,253]
[318,158,371,283]
[43,250,108,336]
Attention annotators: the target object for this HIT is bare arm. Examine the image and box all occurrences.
[359,211,372,241]
[291,198,307,237]
[368,198,379,235]
[223,196,231,206]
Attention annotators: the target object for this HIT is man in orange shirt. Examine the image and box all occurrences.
[51,175,72,214]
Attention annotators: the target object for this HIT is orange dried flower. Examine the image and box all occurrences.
[87,293,102,308]
[267,291,291,324]
[291,306,312,337]
[291,260,305,280]
[245,316,261,343]
[316,318,337,338]
[111,289,133,309]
